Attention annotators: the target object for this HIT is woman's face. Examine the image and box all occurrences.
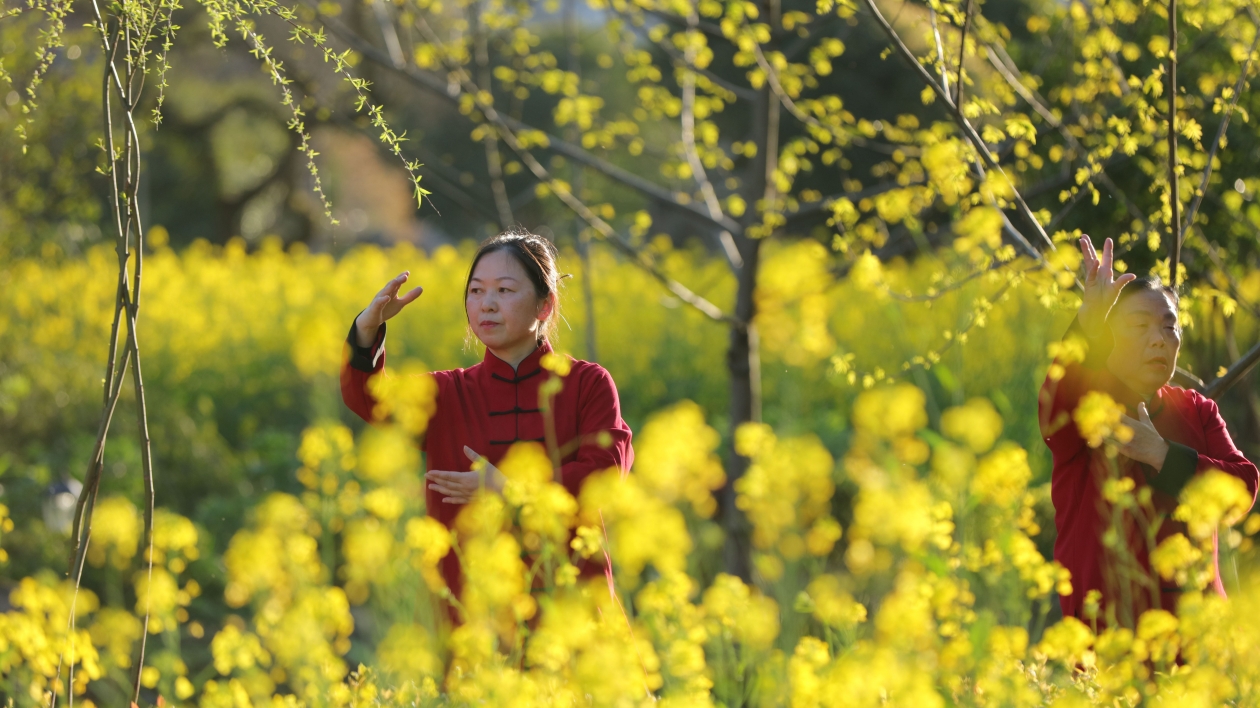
[465,249,551,356]
[1106,289,1182,397]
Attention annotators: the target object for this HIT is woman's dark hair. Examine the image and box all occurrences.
[1117,275,1180,307]
[465,227,563,342]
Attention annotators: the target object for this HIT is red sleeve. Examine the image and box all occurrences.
[558,365,634,499]
[1039,317,1116,462]
[340,320,386,423]
[1190,394,1258,502]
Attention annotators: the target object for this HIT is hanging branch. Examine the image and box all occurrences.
[58,0,164,704]
[1167,0,1181,286]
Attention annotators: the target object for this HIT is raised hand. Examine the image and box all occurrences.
[354,272,423,348]
[1078,236,1136,339]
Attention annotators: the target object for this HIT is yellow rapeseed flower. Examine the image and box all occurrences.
[1174,469,1253,539]
[633,401,726,518]
[87,495,140,569]
[940,397,1004,453]
[852,383,928,440]
[1072,391,1132,448]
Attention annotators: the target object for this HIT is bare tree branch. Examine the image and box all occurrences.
[1204,341,1260,400]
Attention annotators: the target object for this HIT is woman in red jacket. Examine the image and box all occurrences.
[340,229,634,610]
[1039,236,1258,628]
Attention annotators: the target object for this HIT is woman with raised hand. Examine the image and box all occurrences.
[341,228,634,610]
[1039,235,1257,627]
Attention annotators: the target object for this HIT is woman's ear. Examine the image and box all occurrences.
[536,293,556,322]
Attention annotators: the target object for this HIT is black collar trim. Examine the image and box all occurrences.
[491,368,543,384]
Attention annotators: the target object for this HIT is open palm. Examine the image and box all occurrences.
[1078,236,1136,338]
[354,272,424,347]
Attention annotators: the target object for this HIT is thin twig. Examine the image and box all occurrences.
[954,0,973,107]
[680,5,742,270]
[929,7,950,98]
[1168,0,1181,286]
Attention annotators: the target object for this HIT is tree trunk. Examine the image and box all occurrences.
[719,45,777,578]
[721,237,762,581]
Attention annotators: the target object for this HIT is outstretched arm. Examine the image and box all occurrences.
[1039,237,1134,457]
[340,271,424,422]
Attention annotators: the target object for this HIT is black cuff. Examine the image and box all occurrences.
[346,316,386,373]
[1149,441,1199,498]
[1066,316,1114,370]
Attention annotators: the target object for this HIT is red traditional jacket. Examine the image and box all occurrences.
[1039,319,1258,625]
[340,320,634,603]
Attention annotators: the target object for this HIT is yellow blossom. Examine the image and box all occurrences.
[1073,391,1132,448]
[941,397,1004,453]
[1174,469,1253,539]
